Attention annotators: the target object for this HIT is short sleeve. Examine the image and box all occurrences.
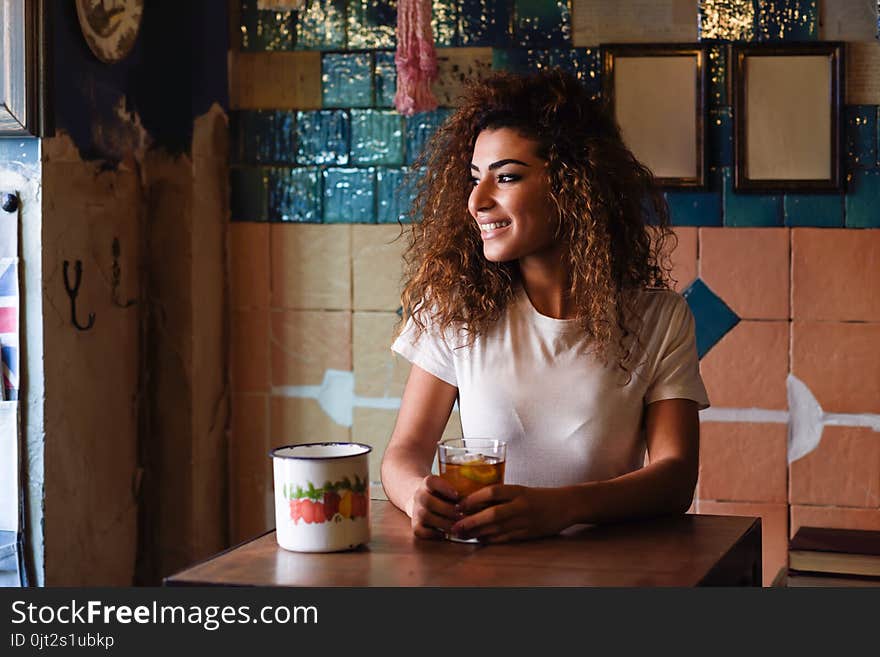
[644,294,710,410]
[391,313,458,387]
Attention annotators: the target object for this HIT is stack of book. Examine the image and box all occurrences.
[787,526,880,587]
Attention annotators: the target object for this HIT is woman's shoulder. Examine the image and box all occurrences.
[632,287,689,317]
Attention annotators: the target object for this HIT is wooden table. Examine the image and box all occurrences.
[165,500,762,587]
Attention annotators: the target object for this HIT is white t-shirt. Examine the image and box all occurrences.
[391,286,710,488]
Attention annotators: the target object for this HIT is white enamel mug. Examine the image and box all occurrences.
[270,442,372,552]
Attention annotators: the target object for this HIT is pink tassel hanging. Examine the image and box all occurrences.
[394,0,439,116]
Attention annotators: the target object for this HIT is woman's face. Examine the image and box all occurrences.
[468,127,558,265]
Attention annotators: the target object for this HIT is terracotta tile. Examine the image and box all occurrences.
[791,321,880,414]
[698,320,788,409]
[669,227,697,291]
[229,51,322,110]
[695,500,788,587]
[229,223,270,309]
[270,396,350,448]
[792,228,880,322]
[433,47,493,107]
[697,422,788,503]
[790,505,880,538]
[699,227,789,319]
[270,310,352,387]
[353,311,410,397]
[230,394,272,542]
[789,426,880,508]
[231,310,269,393]
[352,224,406,311]
[271,224,351,310]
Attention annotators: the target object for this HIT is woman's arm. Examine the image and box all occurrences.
[381,364,460,533]
[451,398,700,543]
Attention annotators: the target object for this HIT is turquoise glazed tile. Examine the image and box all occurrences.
[709,107,733,168]
[492,48,531,74]
[347,0,397,49]
[323,167,376,223]
[323,53,373,108]
[374,51,397,108]
[295,0,346,50]
[707,44,728,108]
[698,0,756,41]
[722,168,783,226]
[878,106,880,167]
[377,167,418,223]
[459,0,513,47]
[845,106,877,169]
[405,109,453,165]
[492,47,601,98]
[296,110,350,166]
[230,167,268,222]
[351,110,404,165]
[845,169,880,228]
[514,0,572,48]
[756,0,818,42]
[666,167,723,226]
[432,0,460,47]
[269,167,322,223]
[784,193,844,227]
[240,0,296,51]
[231,111,296,165]
[682,278,740,359]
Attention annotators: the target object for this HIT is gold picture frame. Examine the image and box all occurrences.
[602,43,708,189]
[733,42,844,192]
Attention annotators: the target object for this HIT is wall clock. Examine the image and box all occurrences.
[75,0,144,64]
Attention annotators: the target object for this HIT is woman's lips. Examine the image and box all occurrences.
[478,220,511,240]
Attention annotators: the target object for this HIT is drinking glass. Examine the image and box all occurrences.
[436,438,507,542]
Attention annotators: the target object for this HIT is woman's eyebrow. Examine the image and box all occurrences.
[469,158,531,172]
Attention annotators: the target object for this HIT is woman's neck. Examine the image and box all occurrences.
[518,252,575,319]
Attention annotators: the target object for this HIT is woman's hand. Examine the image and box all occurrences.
[450,485,571,543]
[409,475,463,539]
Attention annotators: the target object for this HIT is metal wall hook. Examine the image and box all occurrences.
[63,260,96,331]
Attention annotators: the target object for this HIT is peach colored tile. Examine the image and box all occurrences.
[669,227,697,291]
[699,227,790,319]
[790,505,880,538]
[228,223,270,309]
[353,312,410,397]
[352,225,407,311]
[789,426,880,508]
[231,309,269,393]
[270,396,350,448]
[271,224,351,310]
[230,394,272,542]
[698,320,788,409]
[697,422,788,503]
[792,228,880,322]
[229,51,322,110]
[791,320,880,414]
[695,500,788,587]
[270,310,352,387]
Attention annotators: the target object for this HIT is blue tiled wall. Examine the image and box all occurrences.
[231,0,880,227]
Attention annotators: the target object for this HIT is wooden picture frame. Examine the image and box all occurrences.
[0,0,51,137]
[602,43,708,189]
[733,42,843,192]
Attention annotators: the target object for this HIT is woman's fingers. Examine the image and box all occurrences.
[450,501,519,539]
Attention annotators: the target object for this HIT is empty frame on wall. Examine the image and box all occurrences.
[733,43,844,192]
[602,44,708,188]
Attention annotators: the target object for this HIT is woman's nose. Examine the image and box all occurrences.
[468,179,495,218]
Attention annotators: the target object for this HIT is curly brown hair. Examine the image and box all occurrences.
[398,67,676,379]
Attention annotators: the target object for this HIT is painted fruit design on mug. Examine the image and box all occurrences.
[284,475,368,525]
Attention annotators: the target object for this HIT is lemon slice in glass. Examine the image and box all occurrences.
[460,459,500,485]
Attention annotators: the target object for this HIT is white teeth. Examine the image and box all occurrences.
[479,221,511,231]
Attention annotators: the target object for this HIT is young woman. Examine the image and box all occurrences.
[381,68,709,543]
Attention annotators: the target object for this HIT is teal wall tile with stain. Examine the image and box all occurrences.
[722,168,782,226]
[405,109,453,165]
[269,167,322,223]
[323,53,374,108]
[459,0,513,47]
[296,110,351,165]
[514,0,572,48]
[324,167,376,223]
[374,51,397,108]
[682,278,740,359]
[230,167,268,222]
[845,169,880,228]
[347,0,397,50]
[432,0,460,47]
[377,167,417,223]
[230,111,296,165]
[784,193,844,227]
[755,0,818,42]
[295,0,346,50]
[239,0,296,51]
[845,106,878,169]
[351,110,404,166]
